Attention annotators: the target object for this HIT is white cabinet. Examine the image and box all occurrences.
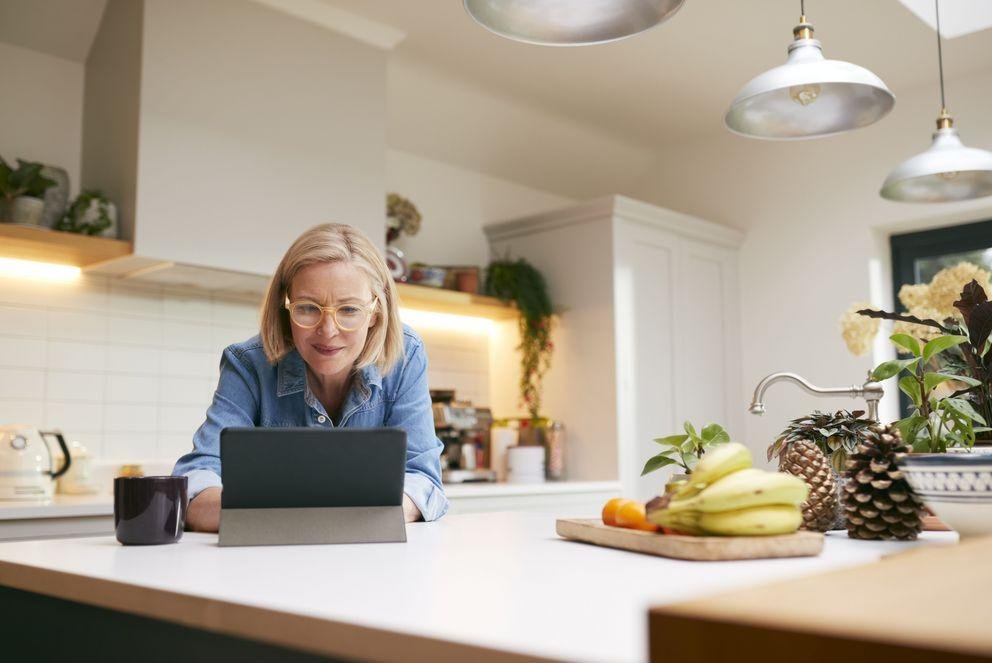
[484,196,743,501]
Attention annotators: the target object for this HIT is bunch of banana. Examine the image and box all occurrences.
[647,442,809,536]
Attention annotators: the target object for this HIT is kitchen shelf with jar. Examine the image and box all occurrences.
[0,223,132,269]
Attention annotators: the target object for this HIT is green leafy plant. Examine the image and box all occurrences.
[642,421,730,476]
[484,258,554,419]
[0,157,56,213]
[55,190,113,236]
[868,331,986,451]
[768,410,874,472]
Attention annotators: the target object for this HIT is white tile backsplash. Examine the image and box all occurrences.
[0,399,44,425]
[0,337,46,368]
[48,310,108,342]
[46,371,104,402]
[104,403,157,431]
[0,369,45,399]
[0,273,493,465]
[0,304,47,338]
[48,340,107,372]
[106,315,164,346]
[106,375,159,403]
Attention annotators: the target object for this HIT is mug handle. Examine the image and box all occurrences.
[40,430,72,479]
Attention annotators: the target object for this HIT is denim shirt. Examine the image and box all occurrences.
[172,325,448,521]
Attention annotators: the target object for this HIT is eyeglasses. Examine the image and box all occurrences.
[284,297,376,331]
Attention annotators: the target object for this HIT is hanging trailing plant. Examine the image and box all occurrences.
[485,258,554,419]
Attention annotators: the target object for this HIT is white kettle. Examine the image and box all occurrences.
[0,426,71,500]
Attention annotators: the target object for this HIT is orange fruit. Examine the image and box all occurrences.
[601,498,632,526]
[615,501,660,532]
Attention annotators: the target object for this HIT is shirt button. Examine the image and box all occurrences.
[317,415,326,423]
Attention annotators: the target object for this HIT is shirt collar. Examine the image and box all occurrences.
[276,349,383,397]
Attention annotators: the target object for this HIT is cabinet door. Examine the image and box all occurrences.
[615,222,742,501]
[613,220,681,501]
[674,237,742,439]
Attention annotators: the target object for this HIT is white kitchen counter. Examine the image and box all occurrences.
[0,481,620,539]
[0,511,956,663]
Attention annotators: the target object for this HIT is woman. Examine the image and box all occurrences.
[173,223,448,531]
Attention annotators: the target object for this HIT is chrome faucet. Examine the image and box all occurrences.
[748,371,884,421]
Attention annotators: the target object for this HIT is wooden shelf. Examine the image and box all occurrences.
[0,223,132,268]
[395,282,517,320]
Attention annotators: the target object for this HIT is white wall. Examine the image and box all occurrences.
[0,41,83,197]
[385,149,573,267]
[632,67,992,460]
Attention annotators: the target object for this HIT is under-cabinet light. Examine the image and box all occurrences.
[400,307,495,334]
[0,257,81,283]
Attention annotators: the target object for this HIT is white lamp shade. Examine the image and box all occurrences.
[881,127,992,202]
[725,39,895,140]
[463,0,685,46]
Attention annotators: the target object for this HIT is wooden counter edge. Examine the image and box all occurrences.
[648,535,992,663]
[0,560,559,663]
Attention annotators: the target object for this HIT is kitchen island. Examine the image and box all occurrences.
[0,511,955,662]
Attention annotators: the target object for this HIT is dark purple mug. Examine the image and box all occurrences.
[114,476,188,545]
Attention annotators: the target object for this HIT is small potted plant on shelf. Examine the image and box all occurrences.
[55,190,118,237]
[0,157,56,225]
[484,257,554,423]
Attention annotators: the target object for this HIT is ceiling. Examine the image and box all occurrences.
[322,0,992,149]
[2,0,990,154]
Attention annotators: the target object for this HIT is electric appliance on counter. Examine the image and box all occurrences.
[0,426,72,500]
[430,390,496,483]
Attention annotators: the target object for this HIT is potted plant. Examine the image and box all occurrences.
[484,257,554,421]
[384,193,421,281]
[641,421,730,493]
[841,262,992,449]
[0,157,56,225]
[55,190,118,237]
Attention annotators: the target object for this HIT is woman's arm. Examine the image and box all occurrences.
[385,335,449,522]
[173,346,261,533]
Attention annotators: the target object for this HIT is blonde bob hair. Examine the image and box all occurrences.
[260,223,404,375]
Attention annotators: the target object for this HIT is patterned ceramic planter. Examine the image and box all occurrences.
[897,453,992,538]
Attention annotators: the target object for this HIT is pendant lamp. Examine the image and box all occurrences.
[463,0,685,46]
[725,1,894,140]
[880,0,992,202]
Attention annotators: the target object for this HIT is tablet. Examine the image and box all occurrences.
[218,427,407,546]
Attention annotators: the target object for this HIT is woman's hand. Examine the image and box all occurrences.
[186,486,222,532]
[403,494,422,523]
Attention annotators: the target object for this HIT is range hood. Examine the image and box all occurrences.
[79,0,389,295]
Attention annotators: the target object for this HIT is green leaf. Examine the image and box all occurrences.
[923,372,952,394]
[911,436,932,453]
[895,414,927,447]
[898,374,922,406]
[890,333,922,357]
[922,334,968,362]
[653,434,689,447]
[934,372,982,387]
[942,398,987,425]
[684,453,699,471]
[641,454,678,476]
[683,421,698,438]
[700,423,729,444]
[872,358,919,381]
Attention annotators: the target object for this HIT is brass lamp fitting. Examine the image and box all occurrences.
[793,16,814,40]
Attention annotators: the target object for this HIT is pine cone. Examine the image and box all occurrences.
[778,439,838,532]
[842,424,924,540]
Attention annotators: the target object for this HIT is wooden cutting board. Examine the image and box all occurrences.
[556,518,824,561]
